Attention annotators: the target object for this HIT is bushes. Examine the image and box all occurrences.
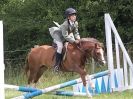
[0,0,133,69]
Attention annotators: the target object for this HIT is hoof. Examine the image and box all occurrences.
[90,82,95,89]
[53,66,59,72]
[88,95,92,99]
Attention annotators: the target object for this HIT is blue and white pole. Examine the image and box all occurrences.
[5,84,38,92]
[12,70,110,99]
[12,79,84,99]
[5,85,87,97]
[53,90,87,96]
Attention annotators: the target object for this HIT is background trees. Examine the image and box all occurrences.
[0,0,133,63]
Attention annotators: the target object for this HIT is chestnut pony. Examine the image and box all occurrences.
[25,37,106,98]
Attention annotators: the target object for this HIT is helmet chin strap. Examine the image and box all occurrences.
[69,20,75,24]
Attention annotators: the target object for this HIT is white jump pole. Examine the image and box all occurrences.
[0,21,5,99]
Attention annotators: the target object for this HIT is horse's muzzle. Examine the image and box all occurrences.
[96,59,106,67]
[100,60,106,66]
[102,60,106,65]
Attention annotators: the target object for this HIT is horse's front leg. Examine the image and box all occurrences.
[81,72,92,98]
[84,69,95,89]
[86,75,95,93]
[75,67,92,98]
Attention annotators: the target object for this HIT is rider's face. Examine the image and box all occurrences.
[68,14,76,22]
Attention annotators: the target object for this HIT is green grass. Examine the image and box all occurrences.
[5,66,133,99]
[5,89,133,99]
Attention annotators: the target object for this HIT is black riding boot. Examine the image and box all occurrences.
[54,52,62,72]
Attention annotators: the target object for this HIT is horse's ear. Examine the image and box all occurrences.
[95,43,99,49]
[95,43,104,48]
[100,43,104,49]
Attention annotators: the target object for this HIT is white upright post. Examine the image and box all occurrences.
[105,13,133,91]
[106,14,133,73]
[104,14,115,91]
[115,38,123,89]
[123,54,128,87]
[115,38,120,70]
[0,21,5,99]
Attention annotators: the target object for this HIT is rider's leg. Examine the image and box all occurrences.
[54,40,63,72]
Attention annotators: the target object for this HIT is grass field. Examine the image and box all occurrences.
[5,90,133,99]
[5,66,133,99]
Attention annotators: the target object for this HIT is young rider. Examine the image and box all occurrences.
[49,8,80,72]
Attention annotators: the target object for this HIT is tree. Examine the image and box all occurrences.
[0,0,133,57]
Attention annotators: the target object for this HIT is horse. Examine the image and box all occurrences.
[25,37,106,98]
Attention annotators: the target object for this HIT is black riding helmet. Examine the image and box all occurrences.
[65,8,77,18]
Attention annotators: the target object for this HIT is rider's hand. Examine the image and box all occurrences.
[74,40,80,44]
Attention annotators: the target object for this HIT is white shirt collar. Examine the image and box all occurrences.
[69,20,74,26]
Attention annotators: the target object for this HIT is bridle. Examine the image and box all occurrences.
[75,41,105,63]
[93,47,105,63]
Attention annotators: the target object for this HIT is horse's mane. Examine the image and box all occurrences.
[80,37,99,43]
[80,37,103,47]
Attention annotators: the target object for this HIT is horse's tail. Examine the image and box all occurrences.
[24,55,29,77]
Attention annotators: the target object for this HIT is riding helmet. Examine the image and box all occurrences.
[65,8,77,17]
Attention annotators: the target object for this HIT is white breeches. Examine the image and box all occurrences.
[54,39,63,54]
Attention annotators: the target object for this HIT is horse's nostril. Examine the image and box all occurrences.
[102,60,106,66]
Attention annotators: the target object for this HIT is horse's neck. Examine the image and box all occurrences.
[70,46,87,64]
[61,50,86,71]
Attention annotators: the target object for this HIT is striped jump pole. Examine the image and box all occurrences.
[5,85,87,97]
[12,70,110,99]
[5,84,38,92]
[53,90,87,96]
[6,70,110,93]
[5,84,87,97]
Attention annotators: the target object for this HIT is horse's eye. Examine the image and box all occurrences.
[96,52,101,55]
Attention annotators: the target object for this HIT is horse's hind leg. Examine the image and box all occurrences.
[28,69,37,87]
[34,65,48,84]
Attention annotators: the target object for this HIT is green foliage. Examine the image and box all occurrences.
[0,0,133,61]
